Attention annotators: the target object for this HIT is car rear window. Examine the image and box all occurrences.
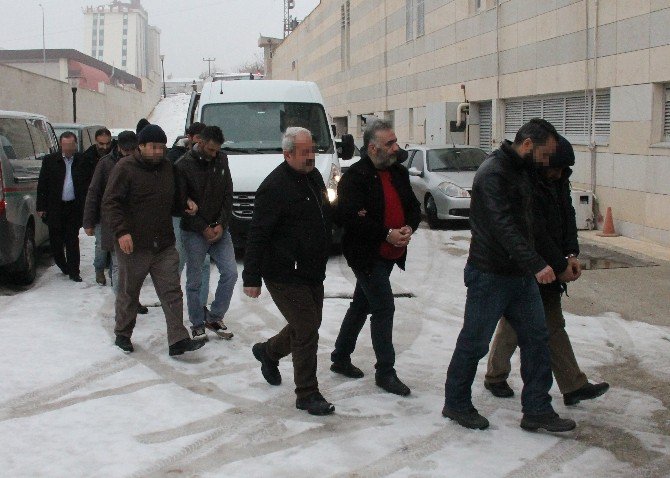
[0,118,35,160]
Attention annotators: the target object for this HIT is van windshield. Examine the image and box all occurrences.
[201,102,333,154]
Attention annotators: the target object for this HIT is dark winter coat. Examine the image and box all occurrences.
[166,145,188,164]
[175,147,233,233]
[533,167,580,291]
[467,140,547,276]
[242,161,333,287]
[101,155,180,252]
[36,151,89,226]
[336,153,421,274]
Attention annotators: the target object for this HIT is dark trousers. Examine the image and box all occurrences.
[114,244,190,346]
[444,262,554,415]
[485,287,588,394]
[47,201,80,275]
[265,281,324,399]
[331,259,396,377]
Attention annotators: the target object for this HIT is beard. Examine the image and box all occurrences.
[142,153,164,165]
[375,150,397,169]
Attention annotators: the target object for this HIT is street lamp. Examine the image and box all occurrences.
[39,3,46,77]
[66,76,81,123]
[160,54,166,98]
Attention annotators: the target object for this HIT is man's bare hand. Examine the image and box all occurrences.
[185,198,198,216]
[387,228,411,247]
[118,234,133,254]
[84,228,95,236]
[568,257,582,280]
[535,265,556,284]
[244,286,261,298]
[357,209,367,217]
[202,227,216,242]
[558,266,578,283]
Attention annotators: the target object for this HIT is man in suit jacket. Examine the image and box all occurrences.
[37,131,89,282]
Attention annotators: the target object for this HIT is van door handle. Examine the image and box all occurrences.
[14,176,38,183]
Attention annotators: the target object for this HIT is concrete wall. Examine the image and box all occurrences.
[0,63,160,128]
[269,0,670,246]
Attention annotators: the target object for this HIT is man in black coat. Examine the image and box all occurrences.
[36,132,89,281]
[330,120,421,397]
[443,118,575,433]
[166,122,205,164]
[243,127,335,416]
[484,135,609,405]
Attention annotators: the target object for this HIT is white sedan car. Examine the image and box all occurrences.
[403,144,488,229]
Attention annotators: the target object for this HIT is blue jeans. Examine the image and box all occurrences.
[182,228,238,328]
[444,262,554,415]
[94,224,109,272]
[173,217,210,307]
[331,259,396,377]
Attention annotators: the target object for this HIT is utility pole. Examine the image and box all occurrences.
[284,0,296,38]
[202,57,216,78]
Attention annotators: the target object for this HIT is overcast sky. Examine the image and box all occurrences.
[0,0,319,77]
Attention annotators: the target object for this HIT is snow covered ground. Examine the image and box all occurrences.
[0,95,668,477]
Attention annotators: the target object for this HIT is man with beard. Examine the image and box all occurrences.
[102,124,205,356]
[82,128,114,285]
[442,118,576,432]
[330,120,421,397]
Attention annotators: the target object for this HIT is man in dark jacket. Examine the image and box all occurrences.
[81,127,113,283]
[176,126,237,340]
[484,135,609,405]
[167,122,205,164]
[102,124,205,357]
[443,118,576,433]
[243,127,335,416]
[36,131,89,282]
[330,120,421,397]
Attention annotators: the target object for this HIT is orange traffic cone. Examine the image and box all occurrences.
[597,207,620,237]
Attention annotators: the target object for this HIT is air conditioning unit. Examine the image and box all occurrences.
[571,189,595,230]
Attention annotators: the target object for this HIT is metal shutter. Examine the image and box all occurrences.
[594,93,610,137]
[505,100,523,137]
[417,0,425,37]
[406,0,414,41]
[479,101,493,152]
[665,87,670,140]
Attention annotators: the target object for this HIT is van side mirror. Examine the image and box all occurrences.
[331,125,337,137]
[397,148,409,163]
[408,167,422,177]
[339,134,355,160]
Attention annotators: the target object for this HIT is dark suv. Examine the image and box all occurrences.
[0,111,59,284]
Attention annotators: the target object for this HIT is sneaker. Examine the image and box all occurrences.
[115,334,134,353]
[520,412,576,432]
[169,338,206,356]
[95,269,106,286]
[375,373,411,396]
[563,381,610,406]
[192,325,208,341]
[330,362,364,378]
[296,391,335,416]
[204,306,227,330]
[484,380,514,398]
[252,342,281,386]
[442,405,489,430]
[137,304,149,315]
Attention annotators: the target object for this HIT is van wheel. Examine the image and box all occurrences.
[13,225,37,285]
[425,195,441,230]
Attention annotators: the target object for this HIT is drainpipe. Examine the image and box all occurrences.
[589,0,600,195]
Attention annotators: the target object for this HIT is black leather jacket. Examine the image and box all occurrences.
[467,141,546,276]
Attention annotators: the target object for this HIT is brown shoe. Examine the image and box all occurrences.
[95,269,106,286]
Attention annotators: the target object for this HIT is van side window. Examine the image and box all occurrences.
[0,118,35,161]
[82,129,93,152]
[26,120,51,159]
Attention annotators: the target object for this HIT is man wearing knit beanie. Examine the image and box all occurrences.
[102,124,206,356]
[136,118,150,134]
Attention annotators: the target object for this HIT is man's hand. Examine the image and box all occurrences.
[84,228,95,236]
[118,234,133,254]
[211,224,223,242]
[387,228,411,247]
[185,198,198,216]
[357,209,367,217]
[399,225,413,236]
[568,256,582,280]
[244,286,261,298]
[37,211,46,218]
[535,265,556,284]
[558,266,578,283]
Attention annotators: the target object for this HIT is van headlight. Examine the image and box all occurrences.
[327,163,341,203]
[438,182,470,198]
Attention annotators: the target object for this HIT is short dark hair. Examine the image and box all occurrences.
[94,127,112,139]
[363,119,393,149]
[136,118,150,134]
[186,122,206,137]
[199,125,224,144]
[117,130,138,151]
[59,131,77,142]
[513,118,559,146]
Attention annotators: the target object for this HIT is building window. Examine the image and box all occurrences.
[664,87,670,141]
[91,49,96,57]
[504,91,611,144]
[478,101,493,152]
[406,0,414,42]
[98,49,103,57]
[416,0,425,37]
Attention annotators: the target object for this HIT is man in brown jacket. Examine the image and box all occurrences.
[102,124,205,356]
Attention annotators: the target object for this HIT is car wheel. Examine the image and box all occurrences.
[12,224,37,285]
[425,195,441,230]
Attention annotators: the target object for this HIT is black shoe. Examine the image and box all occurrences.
[375,373,411,396]
[137,304,149,314]
[563,381,610,406]
[484,380,514,398]
[442,405,489,430]
[252,343,281,386]
[330,361,364,378]
[115,335,134,353]
[520,412,576,432]
[296,391,335,416]
[69,274,83,282]
[169,338,206,356]
[191,325,208,342]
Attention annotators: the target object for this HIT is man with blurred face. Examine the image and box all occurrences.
[243,127,335,416]
[37,132,89,281]
[102,124,205,357]
[442,118,576,433]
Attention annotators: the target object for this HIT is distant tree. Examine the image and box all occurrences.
[236,53,265,75]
